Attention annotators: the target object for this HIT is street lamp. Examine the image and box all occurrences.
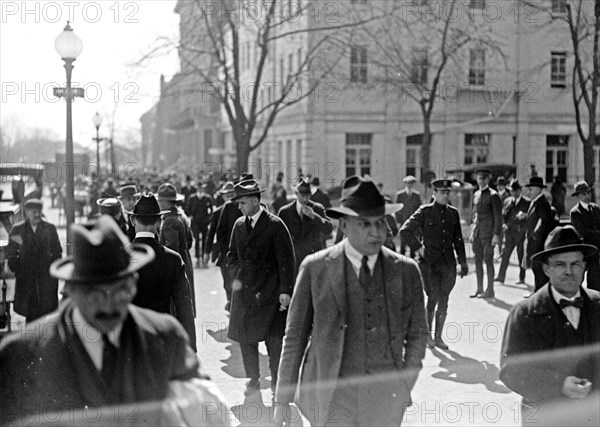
[91,112,103,177]
[54,21,84,255]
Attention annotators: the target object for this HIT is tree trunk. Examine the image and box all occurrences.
[235,133,251,176]
[421,108,432,181]
[584,116,597,202]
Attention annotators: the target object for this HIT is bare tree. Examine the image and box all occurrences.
[139,0,383,173]
[360,0,506,176]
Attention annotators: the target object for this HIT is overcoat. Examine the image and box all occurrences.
[226,209,295,342]
[275,243,428,424]
[395,189,422,226]
[5,219,62,319]
[524,195,556,267]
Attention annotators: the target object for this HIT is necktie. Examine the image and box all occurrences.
[245,217,253,234]
[359,255,371,288]
[559,297,584,309]
[101,334,118,387]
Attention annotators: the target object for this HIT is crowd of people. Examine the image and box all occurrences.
[0,167,599,426]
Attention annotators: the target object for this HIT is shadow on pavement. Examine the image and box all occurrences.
[230,397,305,427]
[483,296,514,311]
[430,348,511,394]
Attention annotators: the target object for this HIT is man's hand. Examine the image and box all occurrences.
[492,235,500,246]
[301,205,315,219]
[279,294,291,311]
[460,263,469,278]
[273,402,291,427]
[562,376,592,399]
[416,247,424,258]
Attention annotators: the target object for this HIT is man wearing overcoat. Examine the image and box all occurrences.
[226,179,295,396]
[278,177,333,271]
[500,225,600,426]
[570,181,600,291]
[275,177,427,427]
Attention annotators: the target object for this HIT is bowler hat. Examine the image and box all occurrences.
[50,215,155,284]
[231,179,265,202]
[326,177,403,219]
[572,180,593,197]
[23,198,43,210]
[119,184,138,199]
[157,183,184,202]
[403,175,417,183]
[292,177,312,195]
[97,198,121,216]
[127,193,169,217]
[531,225,597,263]
[432,179,453,190]
[508,180,522,191]
[524,176,546,188]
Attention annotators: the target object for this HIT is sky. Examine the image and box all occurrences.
[0,0,180,153]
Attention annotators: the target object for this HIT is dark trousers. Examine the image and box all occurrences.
[419,260,456,314]
[191,221,208,259]
[585,253,600,291]
[239,335,283,386]
[497,230,526,282]
[473,235,495,292]
[220,264,233,302]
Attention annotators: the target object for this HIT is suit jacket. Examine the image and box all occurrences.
[472,187,502,238]
[0,302,200,424]
[6,219,62,319]
[500,284,600,417]
[275,243,428,423]
[278,200,333,270]
[309,188,332,209]
[187,193,213,225]
[132,236,196,351]
[226,209,295,342]
[525,194,556,263]
[503,196,531,238]
[204,204,224,264]
[160,207,194,289]
[400,202,467,266]
[216,201,242,253]
[570,202,600,249]
[395,189,422,226]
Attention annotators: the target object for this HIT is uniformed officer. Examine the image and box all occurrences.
[400,179,468,349]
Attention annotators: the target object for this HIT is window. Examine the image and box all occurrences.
[296,139,303,171]
[551,0,568,14]
[297,48,303,71]
[551,52,567,88]
[406,134,422,180]
[280,58,285,95]
[469,0,485,9]
[546,135,569,183]
[464,134,490,165]
[346,133,372,177]
[288,53,294,78]
[204,129,213,162]
[411,48,428,85]
[469,48,485,85]
[350,45,368,83]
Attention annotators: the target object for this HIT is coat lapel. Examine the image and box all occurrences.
[246,209,268,245]
[327,243,346,318]
[382,250,403,339]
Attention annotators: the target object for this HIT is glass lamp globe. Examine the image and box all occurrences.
[54,22,83,60]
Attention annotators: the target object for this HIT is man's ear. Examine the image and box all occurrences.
[339,217,347,234]
[542,262,550,277]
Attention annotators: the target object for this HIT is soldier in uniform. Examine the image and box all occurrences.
[395,175,423,256]
[278,177,333,272]
[226,179,295,397]
[469,168,502,299]
[157,183,196,315]
[496,180,530,285]
[401,179,468,349]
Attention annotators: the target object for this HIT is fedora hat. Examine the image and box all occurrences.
[292,177,312,195]
[97,198,122,216]
[531,225,598,263]
[127,193,169,217]
[326,177,403,219]
[50,215,155,284]
[572,180,593,197]
[525,176,546,188]
[508,180,522,191]
[157,183,184,202]
[218,181,235,195]
[231,179,265,202]
[118,184,138,199]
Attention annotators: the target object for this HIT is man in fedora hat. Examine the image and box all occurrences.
[470,168,503,298]
[274,176,427,427]
[401,179,468,350]
[97,197,129,238]
[118,183,139,241]
[278,177,333,272]
[496,180,531,285]
[0,216,206,423]
[226,179,295,398]
[204,182,237,310]
[130,193,197,352]
[396,175,423,256]
[523,176,556,296]
[309,176,332,209]
[500,225,600,425]
[570,180,600,292]
[5,198,62,323]
[158,183,196,315]
[187,181,214,268]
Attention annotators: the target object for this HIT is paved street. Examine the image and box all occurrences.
[5,203,535,426]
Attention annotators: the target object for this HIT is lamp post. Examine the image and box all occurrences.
[91,112,103,178]
[54,21,83,255]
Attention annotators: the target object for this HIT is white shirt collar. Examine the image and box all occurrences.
[343,238,378,277]
[550,286,581,305]
[480,185,489,191]
[514,196,521,204]
[580,201,589,210]
[296,200,304,216]
[247,206,263,227]
[534,192,544,202]
[72,306,123,371]
[135,231,155,239]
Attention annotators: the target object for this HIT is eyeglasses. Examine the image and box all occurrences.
[85,283,134,304]
[547,261,586,274]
